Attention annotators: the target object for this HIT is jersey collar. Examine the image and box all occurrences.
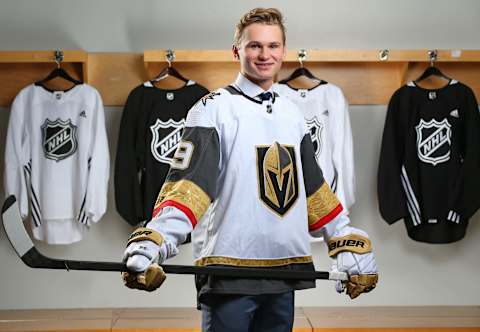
[233,73,275,102]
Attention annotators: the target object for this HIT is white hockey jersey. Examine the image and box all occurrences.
[274,82,356,211]
[148,74,344,267]
[4,84,110,244]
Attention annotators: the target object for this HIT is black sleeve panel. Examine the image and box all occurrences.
[300,133,326,196]
[114,86,145,225]
[166,126,221,201]
[377,89,408,225]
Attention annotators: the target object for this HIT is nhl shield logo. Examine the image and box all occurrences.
[415,118,452,166]
[256,142,299,217]
[150,118,185,165]
[306,117,323,158]
[41,118,77,161]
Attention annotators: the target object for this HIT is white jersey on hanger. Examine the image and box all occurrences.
[274,82,356,212]
[4,83,110,244]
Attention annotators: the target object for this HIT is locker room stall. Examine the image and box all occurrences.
[0,0,480,331]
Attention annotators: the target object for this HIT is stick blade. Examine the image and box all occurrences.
[1,195,35,260]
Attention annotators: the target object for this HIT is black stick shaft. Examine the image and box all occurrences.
[23,248,330,280]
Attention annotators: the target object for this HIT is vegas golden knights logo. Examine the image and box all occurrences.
[256,142,299,216]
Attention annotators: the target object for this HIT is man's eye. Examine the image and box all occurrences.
[270,44,280,49]
[249,44,261,49]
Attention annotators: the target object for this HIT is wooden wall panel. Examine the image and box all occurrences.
[404,62,480,95]
[1,50,480,107]
[88,53,145,106]
[278,62,405,105]
[0,62,83,106]
[145,62,239,92]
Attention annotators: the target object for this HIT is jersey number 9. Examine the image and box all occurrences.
[171,140,194,170]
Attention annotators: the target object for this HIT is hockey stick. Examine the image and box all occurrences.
[1,195,347,281]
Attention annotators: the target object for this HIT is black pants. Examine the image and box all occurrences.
[201,291,294,332]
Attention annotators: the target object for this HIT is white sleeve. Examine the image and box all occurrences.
[147,206,193,251]
[4,92,29,219]
[85,90,110,223]
[330,87,356,211]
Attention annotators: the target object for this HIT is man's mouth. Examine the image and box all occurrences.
[256,62,273,70]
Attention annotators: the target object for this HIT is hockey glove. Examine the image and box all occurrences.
[327,226,378,299]
[122,227,167,292]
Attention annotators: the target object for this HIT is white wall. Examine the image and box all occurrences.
[0,0,479,309]
[1,0,479,51]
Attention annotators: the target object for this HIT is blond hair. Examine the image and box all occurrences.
[233,8,286,47]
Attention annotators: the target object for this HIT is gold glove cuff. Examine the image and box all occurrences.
[127,227,164,247]
[346,274,378,299]
[122,263,166,292]
[327,234,372,257]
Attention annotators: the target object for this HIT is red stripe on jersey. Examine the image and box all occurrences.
[309,203,343,232]
[152,200,198,228]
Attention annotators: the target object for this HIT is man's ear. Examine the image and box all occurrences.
[232,45,240,60]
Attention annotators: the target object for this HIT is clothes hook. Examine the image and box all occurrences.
[428,50,438,67]
[379,49,389,61]
[54,49,64,69]
[298,49,307,68]
[166,49,175,68]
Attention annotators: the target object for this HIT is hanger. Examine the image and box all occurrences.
[414,50,451,83]
[35,49,83,86]
[278,49,325,85]
[151,49,189,84]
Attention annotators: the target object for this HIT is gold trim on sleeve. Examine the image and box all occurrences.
[154,180,211,222]
[307,182,341,226]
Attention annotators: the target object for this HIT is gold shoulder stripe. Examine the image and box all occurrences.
[153,180,211,225]
[327,234,372,257]
[307,182,343,231]
[194,256,313,267]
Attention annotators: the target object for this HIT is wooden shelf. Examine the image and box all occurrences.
[0,49,479,107]
[144,49,235,62]
[144,49,480,63]
[0,50,87,63]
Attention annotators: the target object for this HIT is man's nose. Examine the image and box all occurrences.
[258,46,269,59]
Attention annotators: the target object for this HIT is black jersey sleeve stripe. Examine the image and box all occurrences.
[29,195,42,227]
[30,199,41,227]
[401,166,421,213]
[400,176,421,226]
[29,185,42,224]
[22,166,40,227]
[330,171,338,194]
[82,213,88,225]
[77,194,87,220]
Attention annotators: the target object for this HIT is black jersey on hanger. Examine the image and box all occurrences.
[115,81,209,225]
[378,80,480,243]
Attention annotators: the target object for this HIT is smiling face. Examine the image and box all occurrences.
[233,23,286,90]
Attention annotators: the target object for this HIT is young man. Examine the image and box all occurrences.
[122,8,378,332]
